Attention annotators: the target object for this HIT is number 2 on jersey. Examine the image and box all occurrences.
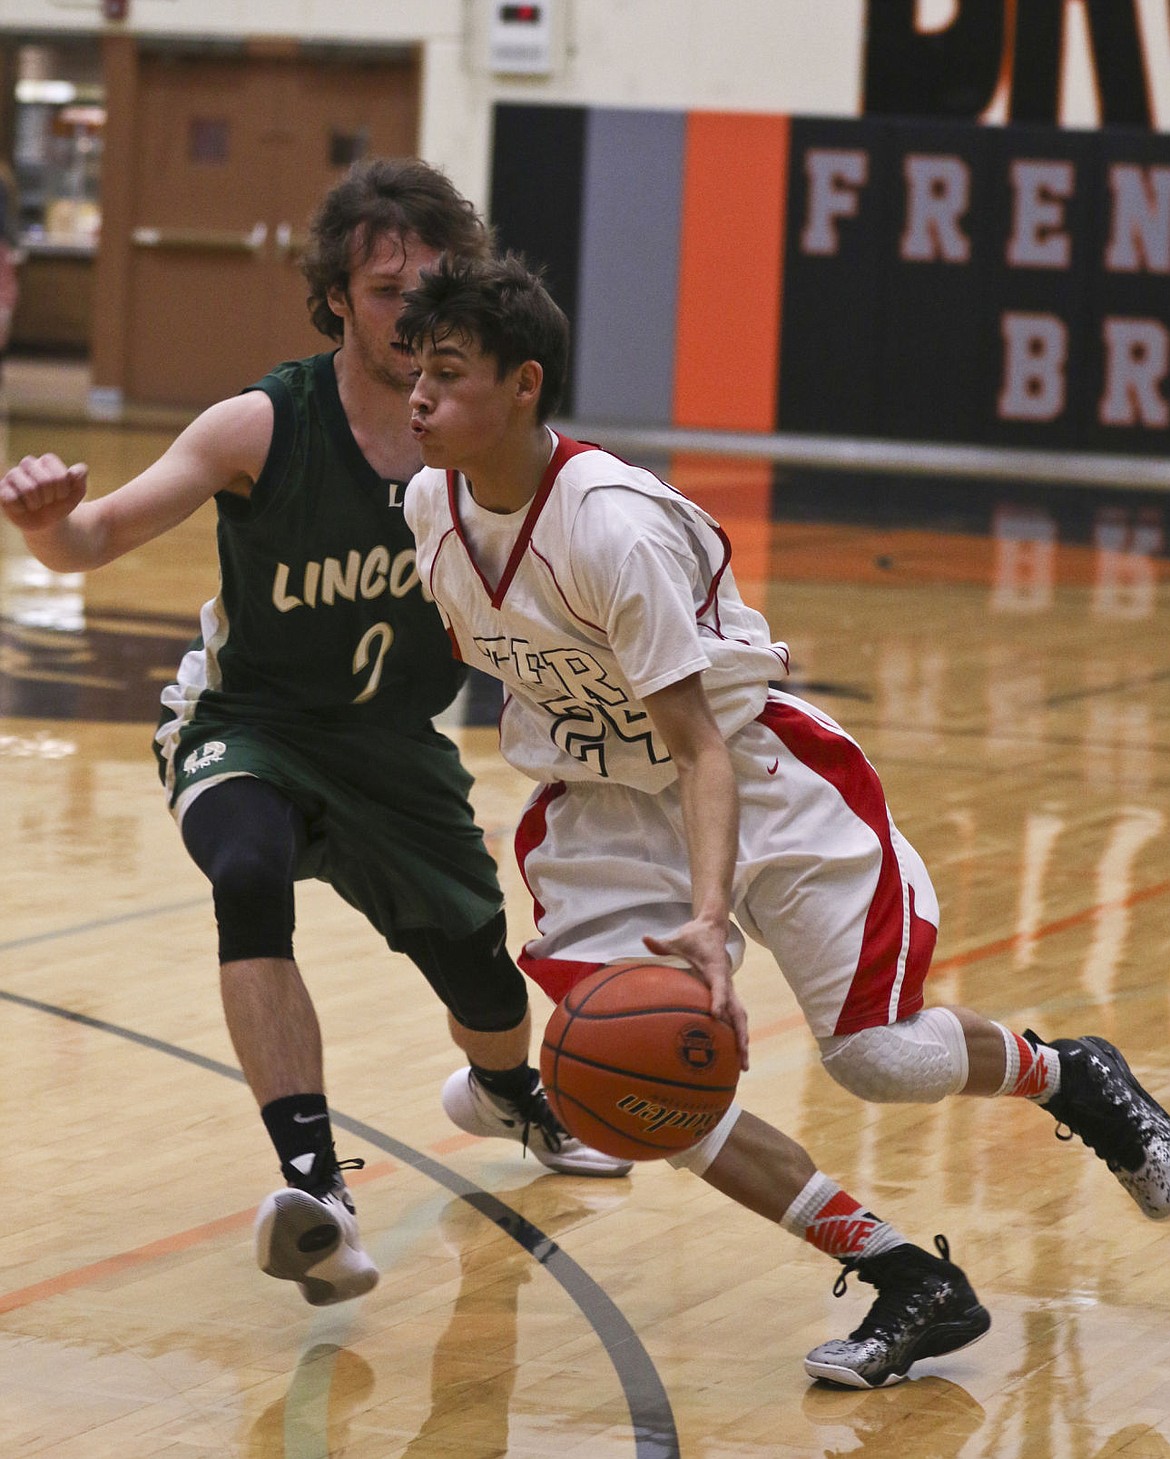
[352,622,394,703]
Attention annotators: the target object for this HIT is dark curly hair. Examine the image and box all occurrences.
[397,252,569,423]
[302,157,492,342]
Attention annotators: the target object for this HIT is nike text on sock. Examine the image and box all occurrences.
[996,1028,1059,1100]
[781,1173,905,1262]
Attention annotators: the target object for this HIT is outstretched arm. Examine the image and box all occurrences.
[641,671,750,1070]
[0,391,275,572]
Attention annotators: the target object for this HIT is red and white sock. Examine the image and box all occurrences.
[780,1172,905,1262]
[992,1024,1061,1100]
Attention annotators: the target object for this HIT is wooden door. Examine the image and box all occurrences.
[264,57,421,361]
[121,49,419,409]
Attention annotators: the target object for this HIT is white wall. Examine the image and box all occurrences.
[5,0,1170,210]
[0,0,867,211]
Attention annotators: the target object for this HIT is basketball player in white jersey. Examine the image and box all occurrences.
[398,251,1170,1389]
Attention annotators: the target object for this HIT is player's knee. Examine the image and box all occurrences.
[210,844,296,964]
[448,983,529,1034]
[819,1008,968,1104]
[207,837,284,902]
[443,964,529,1033]
[179,778,303,964]
[401,911,529,1033]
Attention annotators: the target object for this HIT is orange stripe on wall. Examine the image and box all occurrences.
[673,113,790,431]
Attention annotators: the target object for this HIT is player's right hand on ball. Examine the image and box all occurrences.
[644,926,750,1072]
[0,454,88,532]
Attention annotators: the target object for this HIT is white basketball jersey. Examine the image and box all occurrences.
[405,433,789,791]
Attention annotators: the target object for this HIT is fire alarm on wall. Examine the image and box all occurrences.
[488,1,560,76]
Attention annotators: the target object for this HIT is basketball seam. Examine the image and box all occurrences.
[553,1006,723,1021]
[544,1050,739,1094]
[567,965,706,1015]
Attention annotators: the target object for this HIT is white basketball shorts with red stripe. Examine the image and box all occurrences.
[515,690,939,1039]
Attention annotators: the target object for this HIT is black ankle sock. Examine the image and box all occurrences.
[261,1092,333,1175]
[471,1062,537,1104]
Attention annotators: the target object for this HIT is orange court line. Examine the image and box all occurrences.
[931,875,1170,974]
[745,876,1170,1039]
[750,1011,808,1042]
[429,1130,484,1155]
[0,1157,398,1316]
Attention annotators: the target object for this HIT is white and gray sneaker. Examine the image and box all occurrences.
[441,1066,634,1177]
[254,1155,379,1306]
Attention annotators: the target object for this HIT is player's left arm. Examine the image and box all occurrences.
[642,672,750,1070]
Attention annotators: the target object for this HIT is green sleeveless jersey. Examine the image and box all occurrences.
[181,350,463,731]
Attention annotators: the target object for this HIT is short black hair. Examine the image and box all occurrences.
[302,157,492,342]
[397,252,569,422]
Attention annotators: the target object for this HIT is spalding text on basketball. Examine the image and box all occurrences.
[615,1095,722,1138]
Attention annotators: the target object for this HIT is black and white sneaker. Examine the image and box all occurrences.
[254,1152,379,1306]
[1027,1031,1170,1220]
[804,1237,991,1389]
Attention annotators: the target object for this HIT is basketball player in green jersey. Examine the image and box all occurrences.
[0,159,630,1310]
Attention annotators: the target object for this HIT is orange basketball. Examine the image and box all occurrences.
[539,962,740,1162]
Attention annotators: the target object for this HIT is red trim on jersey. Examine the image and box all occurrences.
[757,698,934,1034]
[444,434,600,610]
[514,778,565,935]
[696,521,733,623]
[443,473,496,597]
[491,434,597,608]
[529,541,607,634]
[584,440,736,631]
[575,442,735,634]
[428,525,461,596]
[428,529,466,661]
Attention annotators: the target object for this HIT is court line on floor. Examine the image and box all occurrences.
[0,1157,406,1317]
[0,986,679,1459]
[932,875,1170,973]
[0,897,207,953]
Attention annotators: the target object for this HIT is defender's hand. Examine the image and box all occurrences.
[0,454,88,532]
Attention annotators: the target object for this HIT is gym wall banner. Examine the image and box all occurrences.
[491,20,1170,456]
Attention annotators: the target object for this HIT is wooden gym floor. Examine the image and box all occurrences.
[2,359,1170,1457]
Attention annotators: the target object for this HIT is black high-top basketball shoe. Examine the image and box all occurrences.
[1025,1030,1170,1219]
[804,1236,991,1389]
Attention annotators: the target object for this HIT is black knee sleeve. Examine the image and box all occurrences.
[180,778,306,964]
[396,910,529,1032]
